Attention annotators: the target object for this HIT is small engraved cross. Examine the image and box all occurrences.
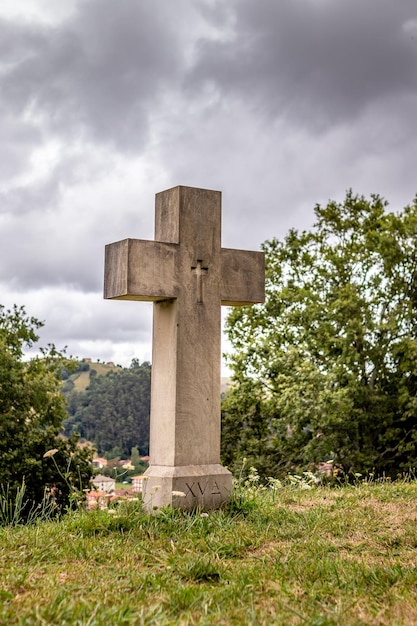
[191,260,208,303]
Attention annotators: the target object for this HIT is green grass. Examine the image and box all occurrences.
[1,480,417,625]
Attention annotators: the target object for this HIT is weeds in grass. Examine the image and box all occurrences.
[179,555,223,583]
[43,447,86,510]
[0,445,91,528]
[229,459,321,515]
[0,480,57,527]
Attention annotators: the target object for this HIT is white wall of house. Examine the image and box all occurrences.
[92,474,115,493]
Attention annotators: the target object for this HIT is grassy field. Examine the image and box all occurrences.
[1,478,417,625]
[69,361,121,392]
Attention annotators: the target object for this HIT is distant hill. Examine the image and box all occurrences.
[61,359,151,458]
[65,360,122,392]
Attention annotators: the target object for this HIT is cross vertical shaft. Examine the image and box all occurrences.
[150,187,222,470]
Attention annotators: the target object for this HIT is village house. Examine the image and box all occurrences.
[92,474,115,492]
[86,485,137,510]
[132,475,145,494]
[92,457,108,469]
[86,490,112,510]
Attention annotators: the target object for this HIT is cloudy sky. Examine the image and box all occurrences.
[1,0,416,372]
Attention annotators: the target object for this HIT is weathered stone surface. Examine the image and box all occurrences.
[142,464,233,511]
[104,186,264,512]
[221,248,265,305]
[104,239,177,301]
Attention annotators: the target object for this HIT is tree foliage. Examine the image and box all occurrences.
[64,359,151,457]
[222,192,417,478]
[0,305,93,515]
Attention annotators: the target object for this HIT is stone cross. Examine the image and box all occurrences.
[104,186,264,511]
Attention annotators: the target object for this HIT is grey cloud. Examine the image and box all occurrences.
[1,286,153,364]
[1,212,104,293]
[0,119,41,181]
[1,0,186,151]
[45,299,152,346]
[188,0,417,131]
[2,239,99,293]
[0,155,156,292]
[0,151,81,216]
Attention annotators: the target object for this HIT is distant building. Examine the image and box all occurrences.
[132,475,145,494]
[86,490,111,510]
[86,487,136,510]
[92,474,115,493]
[92,457,108,469]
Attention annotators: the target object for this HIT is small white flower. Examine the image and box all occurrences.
[172,490,186,497]
[43,449,58,458]
[200,512,209,518]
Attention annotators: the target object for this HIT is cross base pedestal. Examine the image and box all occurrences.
[142,464,233,512]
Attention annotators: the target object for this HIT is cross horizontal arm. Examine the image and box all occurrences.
[220,248,265,305]
[104,238,177,301]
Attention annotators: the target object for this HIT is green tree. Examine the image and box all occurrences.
[222,192,417,478]
[130,445,141,467]
[0,305,94,515]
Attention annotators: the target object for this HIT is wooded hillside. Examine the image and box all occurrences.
[62,359,151,457]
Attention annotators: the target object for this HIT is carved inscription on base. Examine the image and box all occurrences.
[183,480,222,498]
